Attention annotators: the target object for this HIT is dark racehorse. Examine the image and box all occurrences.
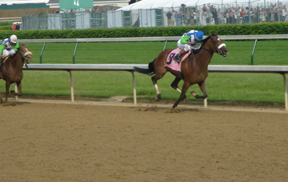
[0,44,32,103]
[134,33,228,108]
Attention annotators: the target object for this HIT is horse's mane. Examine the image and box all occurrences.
[191,33,216,54]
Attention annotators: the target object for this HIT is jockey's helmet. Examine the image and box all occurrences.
[10,35,17,44]
[195,31,204,42]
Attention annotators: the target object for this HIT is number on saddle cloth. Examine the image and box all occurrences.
[166,49,191,65]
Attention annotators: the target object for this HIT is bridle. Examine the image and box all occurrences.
[20,48,32,68]
[203,36,226,56]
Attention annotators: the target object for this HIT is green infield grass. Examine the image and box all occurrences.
[1,40,287,104]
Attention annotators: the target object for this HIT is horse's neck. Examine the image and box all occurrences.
[9,54,24,70]
[193,44,213,68]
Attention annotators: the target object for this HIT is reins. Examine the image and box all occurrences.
[202,47,214,54]
[202,37,217,54]
[2,56,9,64]
[0,56,9,72]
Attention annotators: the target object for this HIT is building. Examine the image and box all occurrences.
[0,0,131,22]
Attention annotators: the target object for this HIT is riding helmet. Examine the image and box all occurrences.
[10,35,17,44]
[195,31,204,42]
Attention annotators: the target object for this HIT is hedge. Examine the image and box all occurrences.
[1,22,288,39]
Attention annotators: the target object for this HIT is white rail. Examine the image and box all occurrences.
[18,34,288,44]
[22,64,288,111]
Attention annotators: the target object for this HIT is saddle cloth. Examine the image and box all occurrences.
[165,49,191,72]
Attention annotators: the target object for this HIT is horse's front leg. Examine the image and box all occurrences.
[5,80,11,102]
[172,80,190,108]
[191,81,208,99]
[11,81,22,96]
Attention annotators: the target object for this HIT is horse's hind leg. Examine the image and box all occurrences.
[152,72,166,101]
[152,76,161,101]
[171,77,182,93]
[172,81,190,108]
[171,77,187,102]
[191,81,208,99]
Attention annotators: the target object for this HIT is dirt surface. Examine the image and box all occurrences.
[1,98,288,182]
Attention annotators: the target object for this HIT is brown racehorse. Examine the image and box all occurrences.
[0,44,32,103]
[134,33,228,108]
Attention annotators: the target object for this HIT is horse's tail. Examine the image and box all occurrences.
[134,59,155,76]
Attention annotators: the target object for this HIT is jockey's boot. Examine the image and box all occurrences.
[174,49,187,63]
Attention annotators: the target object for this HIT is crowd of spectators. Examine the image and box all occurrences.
[165,2,288,26]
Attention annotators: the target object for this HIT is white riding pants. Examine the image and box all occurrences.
[2,49,16,56]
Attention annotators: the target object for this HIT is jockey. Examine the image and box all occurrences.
[0,34,19,59]
[174,30,204,62]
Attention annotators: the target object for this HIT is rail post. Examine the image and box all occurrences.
[40,42,46,64]
[163,40,168,51]
[251,39,257,65]
[73,43,78,64]
[131,71,137,105]
[69,71,74,102]
[284,74,287,111]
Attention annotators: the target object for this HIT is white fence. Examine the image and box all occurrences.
[18,34,288,44]
[22,64,288,111]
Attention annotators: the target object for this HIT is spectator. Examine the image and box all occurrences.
[270,8,275,22]
[259,8,263,23]
[281,6,287,21]
[196,10,201,25]
[274,8,278,22]
[217,9,223,24]
[174,11,180,26]
[191,9,195,25]
[236,7,241,24]
[241,8,245,23]
[166,10,173,26]
[229,8,234,24]
[212,7,218,24]
[185,10,191,25]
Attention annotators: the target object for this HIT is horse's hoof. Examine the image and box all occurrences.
[191,91,197,96]
[155,94,161,101]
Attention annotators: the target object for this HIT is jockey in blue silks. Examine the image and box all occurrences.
[174,30,204,62]
[0,34,19,59]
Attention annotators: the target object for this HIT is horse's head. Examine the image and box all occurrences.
[19,44,33,63]
[208,33,228,57]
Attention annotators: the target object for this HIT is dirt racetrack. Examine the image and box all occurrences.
[1,98,288,182]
